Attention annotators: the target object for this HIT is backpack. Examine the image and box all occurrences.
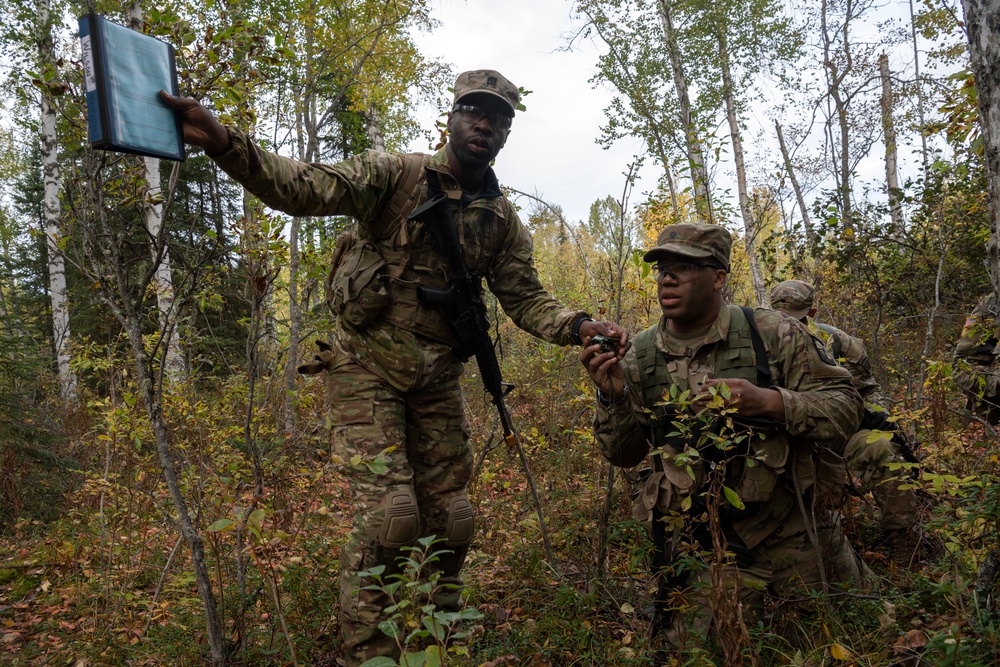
[323,154,426,327]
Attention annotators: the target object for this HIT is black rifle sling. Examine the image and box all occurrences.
[739,306,773,388]
[421,170,470,277]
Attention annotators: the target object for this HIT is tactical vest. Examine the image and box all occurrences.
[632,305,772,448]
[327,153,509,347]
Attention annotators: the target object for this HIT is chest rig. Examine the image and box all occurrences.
[328,153,509,348]
[632,305,772,450]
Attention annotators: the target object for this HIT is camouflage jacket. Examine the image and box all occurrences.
[955,292,1000,366]
[806,318,886,408]
[954,292,1000,406]
[594,306,862,547]
[213,128,587,391]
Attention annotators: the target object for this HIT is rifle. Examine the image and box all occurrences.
[408,179,559,568]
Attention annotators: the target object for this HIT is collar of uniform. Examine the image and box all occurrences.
[655,304,732,356]
[427,147,503,204]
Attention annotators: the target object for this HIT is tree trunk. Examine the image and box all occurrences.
[127,4,183,379]
[582,9,682,220]
[124,320,227,666]
[37,0,77,403]
[718,19,768,305]
[879,54,904,231]
[775,120,815,244]
[142,155,185,378]
[821,0,854,229]
[909,0,931,179]
[964,0,1000,603]
[656,0,713,223]
[284,215,301,438]
[963,0,1000,294]
[366,102,387,153]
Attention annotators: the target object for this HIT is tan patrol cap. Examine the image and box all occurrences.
[769,279,815,319]
[453,69,520,117]
[642,223,732,271]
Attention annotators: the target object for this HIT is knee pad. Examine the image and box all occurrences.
[443,494,475,548]
[378,486,421,549]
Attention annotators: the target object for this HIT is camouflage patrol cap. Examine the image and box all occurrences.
[769,279,815,319]
[453,69,519,117]
[642,223,732,270]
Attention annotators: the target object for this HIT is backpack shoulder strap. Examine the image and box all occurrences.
[632,325,663,403]
[738,306,773,388]
[371,153,427,240]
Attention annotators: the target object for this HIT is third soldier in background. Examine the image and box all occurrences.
[769,280,921,550]
[954,291,1000,424]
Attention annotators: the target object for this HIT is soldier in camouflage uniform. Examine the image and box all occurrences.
[163,71,626,665]
[581,224,865,648]
[954,292,1000,424]
[769,280,919,535]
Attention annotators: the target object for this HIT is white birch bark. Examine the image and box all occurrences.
[37,0,77,402]
[963,0,1000,292]
[879,53,904,230]
[909,0,930,179]
[821,0,854,225]
[366,102,387,153]
[143,156,185,378]
[127,4,183,379]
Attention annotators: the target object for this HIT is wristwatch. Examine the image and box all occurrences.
[597,384,628,406]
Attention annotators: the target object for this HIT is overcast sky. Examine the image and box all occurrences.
[405,0,939,231]
[405,0,660,225]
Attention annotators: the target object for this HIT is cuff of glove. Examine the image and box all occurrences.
[572,316,594,345]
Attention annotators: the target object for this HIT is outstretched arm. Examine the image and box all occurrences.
[159,91,231,155]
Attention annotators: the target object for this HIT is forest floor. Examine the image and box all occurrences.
[1,393,999,666]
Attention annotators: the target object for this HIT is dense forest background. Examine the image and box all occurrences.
[1,0,999,665]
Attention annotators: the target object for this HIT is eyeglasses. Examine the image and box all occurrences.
[653,261,715,280]
[452,104,513,131]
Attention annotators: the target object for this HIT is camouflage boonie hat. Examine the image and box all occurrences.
[770,279,815,319]
[642,223,732,270]
[453,69,519,117]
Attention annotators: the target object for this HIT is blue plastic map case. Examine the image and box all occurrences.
[79,14,185,161]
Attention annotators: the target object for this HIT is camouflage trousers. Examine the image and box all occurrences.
[328,359,475,667]
[653,504,865,650]
[843,429,918,531]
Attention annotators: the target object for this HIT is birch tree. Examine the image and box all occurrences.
[657,0,714,222]
[963,0,1000,293]
[880,53,904,230]
[775,119,816,243]
[671,0,800,304]
[816,0,891,230]
[128,2,184,379]
[35,0,77,401]
[574,0,713,222]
